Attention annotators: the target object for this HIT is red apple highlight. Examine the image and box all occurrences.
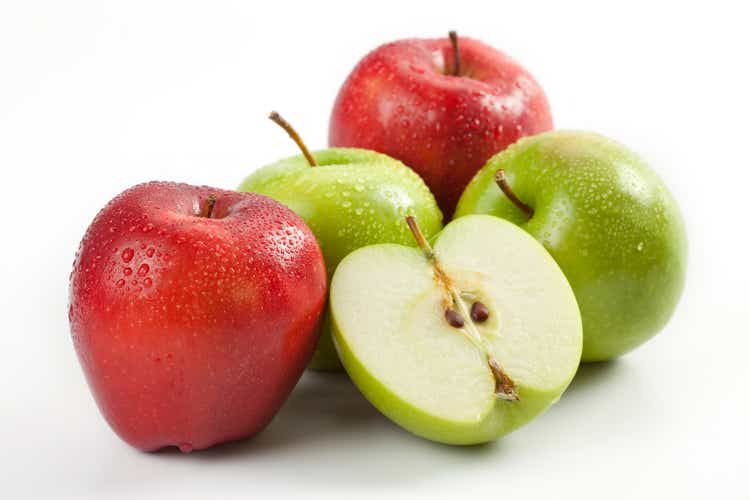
[329,33,553,216]
[69,182,327,452]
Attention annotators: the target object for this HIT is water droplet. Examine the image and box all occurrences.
[178,442,193,453]
[146,247,155,258]
[143,277,152,288]
[121,248,134,263]
[137,263,150,276]
[142,223,154,233]
[123,267,132,276]
[116,279,125,288]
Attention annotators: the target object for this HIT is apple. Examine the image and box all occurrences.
[329,31,553,217]
[68,182,327,451]
[455,131,688,361]
[239,112,443,370]
[330,215,582,444]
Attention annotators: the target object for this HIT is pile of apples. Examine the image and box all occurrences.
[69,33,686,451]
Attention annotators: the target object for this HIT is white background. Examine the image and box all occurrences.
[1,1,748,498]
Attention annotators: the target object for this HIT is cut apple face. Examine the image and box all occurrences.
[330,214,582,445]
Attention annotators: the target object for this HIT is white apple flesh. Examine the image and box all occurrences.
[330,215,582,444]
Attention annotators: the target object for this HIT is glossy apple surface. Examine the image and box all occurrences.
[331,215,582,444]
[239,148,442,370]
[329,34,552,216]
[455,131,687,361]
[69,182,327,451]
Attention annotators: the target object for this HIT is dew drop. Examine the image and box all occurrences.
[115,279,125,288]
[137,263,150,276]
[123,267,132,276]
[121,248,134,263]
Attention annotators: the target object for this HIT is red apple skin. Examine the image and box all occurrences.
[69,182,327,452]
[329,36,553,217]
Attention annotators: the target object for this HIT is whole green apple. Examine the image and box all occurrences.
[239,113,443,370]
[455,131,687,361]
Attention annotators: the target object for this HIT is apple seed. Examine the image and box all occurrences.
[445,308,465,328]
[470,301,490,323]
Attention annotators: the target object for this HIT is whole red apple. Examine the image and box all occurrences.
[68,182,327,452]
[329,32,553,216]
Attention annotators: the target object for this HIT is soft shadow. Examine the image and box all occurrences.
[564,359,625,397]
[200,371,383,457]
[151,371,509,487]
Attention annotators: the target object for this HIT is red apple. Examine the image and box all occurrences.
[68,182,327,452]
[329,32,553,216]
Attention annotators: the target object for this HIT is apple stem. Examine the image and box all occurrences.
[404,215,519,401]
[448,30,460,76]
[268,111,317,167]
[202,194,217,218]
[495,169,534,219]
[405,215,435,260]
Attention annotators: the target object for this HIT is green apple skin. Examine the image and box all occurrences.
[239,148,443,370]
[455,131,687,361]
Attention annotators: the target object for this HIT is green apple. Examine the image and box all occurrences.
[239,112,443,370]
[330,215,582,444]
[455,131,687,361]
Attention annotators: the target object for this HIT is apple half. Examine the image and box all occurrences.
[330,215,582,445]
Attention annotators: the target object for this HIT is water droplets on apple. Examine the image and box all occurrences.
[121,248,135,263]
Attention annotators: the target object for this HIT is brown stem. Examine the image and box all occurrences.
[202,194,217,218]
[268,111,317,167]
[495,169,534,219]
[405,215,435,260]
[448,30,460,76]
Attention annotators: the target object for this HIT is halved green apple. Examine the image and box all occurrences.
[330,214,582,445]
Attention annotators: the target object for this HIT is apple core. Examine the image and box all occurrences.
[405,215,519,401]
